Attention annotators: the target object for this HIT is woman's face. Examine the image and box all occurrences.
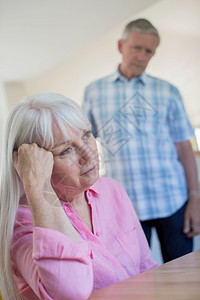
[50,123,99,202]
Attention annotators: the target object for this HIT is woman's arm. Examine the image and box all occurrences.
[13,143,80,241]
[13,143,93,299]
[12,225,93,300]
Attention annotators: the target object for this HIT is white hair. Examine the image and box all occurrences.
[0,93,91,300]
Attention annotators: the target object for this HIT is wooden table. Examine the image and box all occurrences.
[89,250,200,300]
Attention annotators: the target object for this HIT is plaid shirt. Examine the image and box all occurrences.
[83,69,194,221]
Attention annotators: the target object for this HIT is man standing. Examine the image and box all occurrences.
[83,19,200,262]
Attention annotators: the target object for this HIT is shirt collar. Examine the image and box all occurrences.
[110,65,146,85]
[87,178,102,195]
[59,179,102,208]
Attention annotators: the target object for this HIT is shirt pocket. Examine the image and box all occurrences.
[114,227,141,275]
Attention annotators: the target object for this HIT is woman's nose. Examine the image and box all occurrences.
[78,145,94,165]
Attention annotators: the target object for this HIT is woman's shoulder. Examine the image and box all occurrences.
[93,176,123,191]
[92,177,128,201]
[93,177,137,223]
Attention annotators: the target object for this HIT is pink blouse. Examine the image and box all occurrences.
[11,177,158,300]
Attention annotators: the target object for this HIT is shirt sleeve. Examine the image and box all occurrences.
[11,227,93,300]
[167,85,194,142]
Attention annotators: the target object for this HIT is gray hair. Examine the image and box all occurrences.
[0,93,91,300]
[121,18,160,46]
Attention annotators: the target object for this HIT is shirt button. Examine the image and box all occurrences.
[96,232,100,237]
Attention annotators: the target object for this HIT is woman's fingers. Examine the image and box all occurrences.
[13,144,53,188]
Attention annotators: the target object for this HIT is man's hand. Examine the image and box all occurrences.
[184,194,200,238]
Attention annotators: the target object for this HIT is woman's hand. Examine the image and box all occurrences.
[13,143,80,241]
[13,143,53,191]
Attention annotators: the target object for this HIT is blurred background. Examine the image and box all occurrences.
[0,0,200,264]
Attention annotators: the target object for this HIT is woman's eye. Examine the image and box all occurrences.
[61,147,72,155]
[83,131,91,139]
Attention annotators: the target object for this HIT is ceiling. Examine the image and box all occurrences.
[0,0,160,82]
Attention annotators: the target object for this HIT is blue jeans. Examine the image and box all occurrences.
[140,202,193,263]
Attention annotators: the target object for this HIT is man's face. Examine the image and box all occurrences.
[118,31,159,78]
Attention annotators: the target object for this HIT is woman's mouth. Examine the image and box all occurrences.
[81,166,96,175]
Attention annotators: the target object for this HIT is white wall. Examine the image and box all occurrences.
[20,0,200,127]
[4,82,26,109]
[23,26,121,104]
[0,83,8,148]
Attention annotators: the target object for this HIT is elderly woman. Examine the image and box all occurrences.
[0,93,157,300]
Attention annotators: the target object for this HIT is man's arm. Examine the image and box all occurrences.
[175,140,200,237]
